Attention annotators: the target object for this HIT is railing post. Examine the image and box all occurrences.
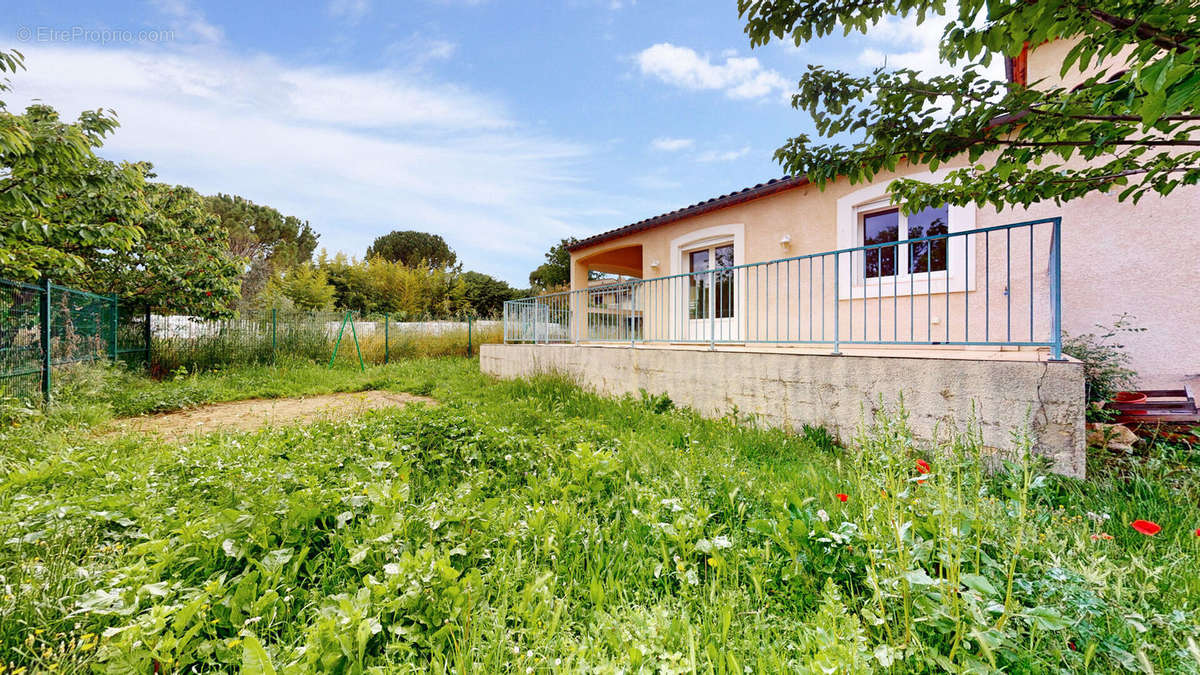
[709,272,716,350]
[1049,217,1064,360]
[384,312,390,363]
[832,253,841,355]
[630,282,637,348]
[39,277,51,404]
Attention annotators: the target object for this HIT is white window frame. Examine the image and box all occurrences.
[836,171,975,300]
[668,223,745,339]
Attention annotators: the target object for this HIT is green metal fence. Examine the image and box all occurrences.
[2,276,502,404]
[148,310,497,374]
[0,278,148,404]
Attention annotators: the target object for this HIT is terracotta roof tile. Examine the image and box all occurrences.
[567,175,809,252]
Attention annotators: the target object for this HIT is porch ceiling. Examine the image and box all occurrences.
[578,244,642,278]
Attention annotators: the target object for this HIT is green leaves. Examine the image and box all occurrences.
[4,359,1200,672]
[741,1,1200,211]
[240,635,277,675]
[1,57,242,315]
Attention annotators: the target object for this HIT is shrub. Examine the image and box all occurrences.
[1062,314,1143,416]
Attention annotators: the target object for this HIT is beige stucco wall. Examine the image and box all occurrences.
[1025,38,1135,90]
[482,343,1086,478]
[570,166,1199,384]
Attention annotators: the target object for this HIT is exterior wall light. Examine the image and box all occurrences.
[779,234,792,249]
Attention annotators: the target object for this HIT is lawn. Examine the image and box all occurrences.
[1,358,1198,673]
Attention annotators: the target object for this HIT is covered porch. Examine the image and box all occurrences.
[506,218,1065,358]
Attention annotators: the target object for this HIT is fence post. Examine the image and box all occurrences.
[1049,217,1064,361]
[110,296,119,362]
[271,308,278,364]
[348,314,366,372]
[143,305,152,367]
[384,312,390,364]
[467,314,473,357]
[832,253,841,355]
[39,277,52,404]
[329,312,348,368]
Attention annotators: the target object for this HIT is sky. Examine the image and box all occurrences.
[3,0,963,286]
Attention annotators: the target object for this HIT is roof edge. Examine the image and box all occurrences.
[567,175,810,253]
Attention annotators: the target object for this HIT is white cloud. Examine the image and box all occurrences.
[650,137,694,152]
[151,0,223,43]
[384,34,458,69]
[856,13,951,75]
[328,0,371,22]
[697,146,751,163]
[636,43,791,100]
[854,5,1004,79]
[5,45,611,284]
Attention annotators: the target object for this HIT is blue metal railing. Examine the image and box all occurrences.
[504,218,1063,359]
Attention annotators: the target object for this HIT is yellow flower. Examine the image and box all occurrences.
[227,639,242,648]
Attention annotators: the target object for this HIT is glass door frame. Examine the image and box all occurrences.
[685,241,736,341]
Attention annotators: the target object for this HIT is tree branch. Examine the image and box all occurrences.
[1077,4,1194,53]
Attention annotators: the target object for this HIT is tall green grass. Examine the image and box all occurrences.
[0,360,1197,672]
[148,315,501,375]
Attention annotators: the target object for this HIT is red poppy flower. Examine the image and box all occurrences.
[205,291,212,296]
[1194,527,1199,537]
[836,493,848,502]
[1130,520,1161,536]
[916,459,931,474]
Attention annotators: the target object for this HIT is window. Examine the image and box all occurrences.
[688,243,734,319]
[860,205,949,279]
[862,209,899,278]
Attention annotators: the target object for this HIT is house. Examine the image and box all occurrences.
[483,40,1200,478]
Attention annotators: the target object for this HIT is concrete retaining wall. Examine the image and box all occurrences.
[481,344,1086,478]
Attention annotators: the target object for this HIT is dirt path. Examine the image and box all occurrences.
[107,390,435,441]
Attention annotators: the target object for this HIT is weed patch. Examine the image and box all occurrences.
[0,359,1197,672]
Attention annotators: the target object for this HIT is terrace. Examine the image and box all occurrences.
[485,218,1087,476]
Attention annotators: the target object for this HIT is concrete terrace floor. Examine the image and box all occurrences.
[548,341,1064,363]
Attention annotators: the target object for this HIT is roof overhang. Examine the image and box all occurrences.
[567,175,810,253]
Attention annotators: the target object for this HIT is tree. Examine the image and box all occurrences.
[451,271,518,316]
[74,177,244,317]
[272,263,335,311]
[366,230,457,269]
[1,50,147,281]
[739,0,1200,212]
[528,237,577,290]
[204,193,318,304]
[0,53,240,315]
